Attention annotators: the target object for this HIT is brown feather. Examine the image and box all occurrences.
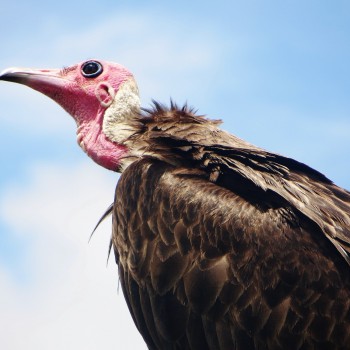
[111,104,350,349]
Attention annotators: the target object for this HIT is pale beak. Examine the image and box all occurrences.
[0,67,66,92]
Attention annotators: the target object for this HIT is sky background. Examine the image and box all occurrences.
[0,1,349,349]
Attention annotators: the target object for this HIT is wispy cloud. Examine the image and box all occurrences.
[0,161,146,349]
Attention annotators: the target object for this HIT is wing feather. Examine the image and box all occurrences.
[112,158,350,349]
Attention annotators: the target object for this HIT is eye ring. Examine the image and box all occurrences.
[81,60,103,78]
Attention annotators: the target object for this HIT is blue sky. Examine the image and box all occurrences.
[0,1,349,349]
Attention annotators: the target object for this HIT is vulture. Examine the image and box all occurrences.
[1,60,350,350]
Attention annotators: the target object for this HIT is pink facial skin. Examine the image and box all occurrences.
[0,60,132,171]
[76,107,128,171]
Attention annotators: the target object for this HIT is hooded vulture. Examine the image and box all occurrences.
[1,60,350,350]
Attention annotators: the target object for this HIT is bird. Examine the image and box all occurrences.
[1,59,350,350]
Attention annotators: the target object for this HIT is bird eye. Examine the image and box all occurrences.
[81,61,103,78]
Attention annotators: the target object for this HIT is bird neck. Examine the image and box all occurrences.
[76,109,128,172]
[102,78,141,144]
[75,79,141,172]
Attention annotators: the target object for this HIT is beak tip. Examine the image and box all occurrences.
[0,67,64,85]
[0,68,22,82]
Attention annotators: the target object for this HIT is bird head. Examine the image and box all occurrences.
[0,60,141,171]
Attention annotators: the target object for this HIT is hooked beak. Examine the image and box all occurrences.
[0,67,83,120]
[0,65,90,126]
[0,67,66,92]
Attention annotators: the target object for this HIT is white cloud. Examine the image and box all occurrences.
[0,161,146,350]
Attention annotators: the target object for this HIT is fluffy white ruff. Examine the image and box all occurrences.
[102,78,141,144]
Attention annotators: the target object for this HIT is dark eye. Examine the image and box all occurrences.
[81,61,103,78]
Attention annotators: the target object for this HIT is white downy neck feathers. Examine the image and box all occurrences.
[102,78,141,144]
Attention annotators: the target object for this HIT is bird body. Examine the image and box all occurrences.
[1,60,350,349]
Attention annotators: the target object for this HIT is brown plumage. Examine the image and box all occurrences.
[110,103,350,349]
[1,61,350,350]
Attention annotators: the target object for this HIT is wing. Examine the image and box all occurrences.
[205,145,350,263]
[141,112,350,265]
[112,159,350,350]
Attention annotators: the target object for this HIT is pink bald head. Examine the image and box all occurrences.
[0,60,139,171]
